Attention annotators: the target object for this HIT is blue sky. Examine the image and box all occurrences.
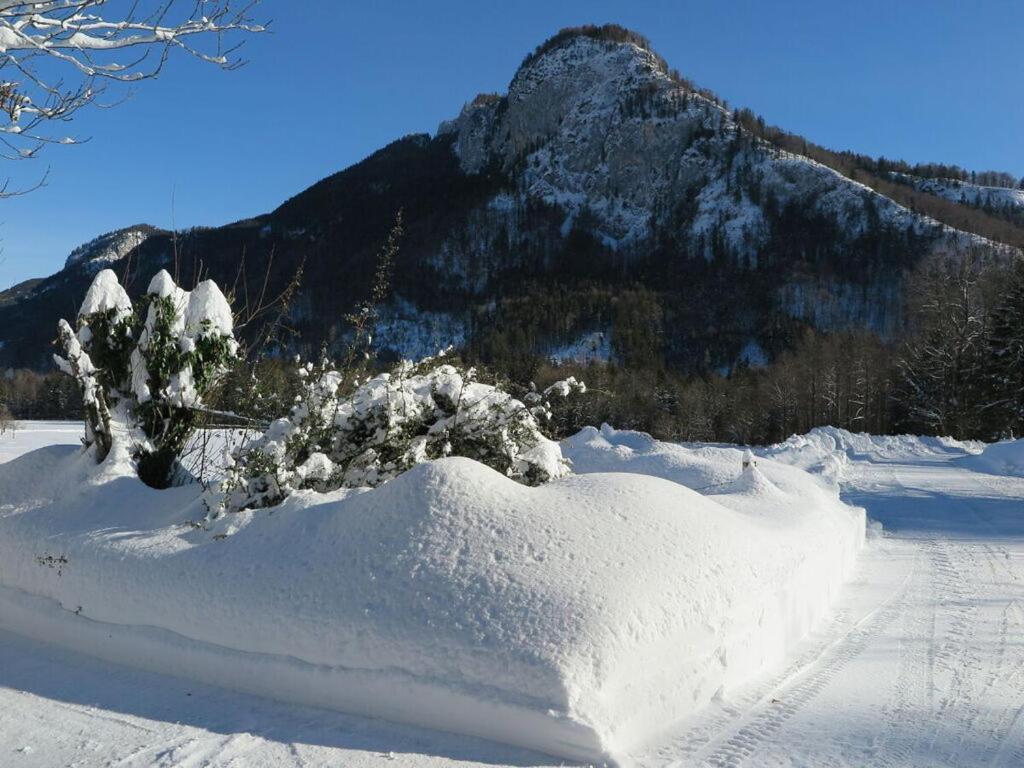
[2,0,1022,287]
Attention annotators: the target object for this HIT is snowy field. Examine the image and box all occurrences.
[1,423,1022,766]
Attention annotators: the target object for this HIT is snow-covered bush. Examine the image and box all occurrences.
[221,354,585,512]
[54,269,238,487]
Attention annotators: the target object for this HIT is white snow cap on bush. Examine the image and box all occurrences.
[185,280,235,339]
[223,356,580,512]
[77,269,132,319]
[143,270,235,343]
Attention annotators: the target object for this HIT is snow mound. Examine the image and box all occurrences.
[0,430,864,764]
[959,439,1024,477]
[762,426,982,482]
[78,269,132,319]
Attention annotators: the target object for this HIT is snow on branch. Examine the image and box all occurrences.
[0,0,264,182]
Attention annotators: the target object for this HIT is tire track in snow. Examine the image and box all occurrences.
[643,456,1024,768]
[867,465,1024,767]
[936,474,1024,766]
[653,548,920,768]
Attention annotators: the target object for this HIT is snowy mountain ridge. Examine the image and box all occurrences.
[890,172,1024,212]
[63,226,157,272]
[439,34,1007,264]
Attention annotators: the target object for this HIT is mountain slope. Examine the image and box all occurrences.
[1,24,1019,373]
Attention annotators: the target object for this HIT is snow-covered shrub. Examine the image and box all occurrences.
[221,354,585,512]
[54,268,238,487]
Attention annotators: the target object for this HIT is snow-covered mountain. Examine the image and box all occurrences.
[63,226,158,272]
[1,25,1021,371]
[439,34,994,261]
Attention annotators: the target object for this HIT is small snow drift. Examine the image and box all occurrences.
[0,429,864,764]
[959,438,1024,477]
[760,425,983,483]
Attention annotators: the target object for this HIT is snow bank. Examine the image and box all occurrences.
[762,426,982,483]
[959,438,1024,477]
[0,427,864,764]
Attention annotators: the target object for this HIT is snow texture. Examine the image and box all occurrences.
[958,438,1024,477]
[77,269,132,320]
[372,297,468,361]
[0,424,863,764]
[549,331,612,364]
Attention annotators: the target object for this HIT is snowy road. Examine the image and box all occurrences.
[1,426,1023,767]
[634,448,1024,768]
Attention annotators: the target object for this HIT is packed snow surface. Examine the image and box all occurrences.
[0,422,862,764]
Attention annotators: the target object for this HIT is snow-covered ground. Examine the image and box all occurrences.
[0,421,83,463]
[0,422,862,764]
[1,425,1022,766]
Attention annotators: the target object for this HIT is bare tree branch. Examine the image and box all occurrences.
[0,0,264,195]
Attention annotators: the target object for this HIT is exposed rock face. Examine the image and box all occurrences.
[64,227,156,272]
[440,34,996,263]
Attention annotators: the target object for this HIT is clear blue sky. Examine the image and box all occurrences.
[2,0,1022,288]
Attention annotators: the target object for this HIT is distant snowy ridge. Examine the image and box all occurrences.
[3,26,1021,373]
[891,173,1024,212]
[64,226,156,272]
[440,35,1010,264]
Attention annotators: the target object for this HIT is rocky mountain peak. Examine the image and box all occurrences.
[64,226,158,272]
[440,26,686,175]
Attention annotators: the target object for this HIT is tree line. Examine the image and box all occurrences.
[4,250,1023,447]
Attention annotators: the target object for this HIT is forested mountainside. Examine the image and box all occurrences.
[2,24,1021,391]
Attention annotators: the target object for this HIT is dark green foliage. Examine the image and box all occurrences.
[130,293,240,486]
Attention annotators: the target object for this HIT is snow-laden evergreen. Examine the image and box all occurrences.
[222,354,585,512]
[54,268,238,487]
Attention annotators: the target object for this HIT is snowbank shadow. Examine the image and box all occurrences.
[842,486,1024,540]
[0,629,557,766]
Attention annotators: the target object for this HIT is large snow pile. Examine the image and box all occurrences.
[958,438,1024,477]
[0,426,864,764]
